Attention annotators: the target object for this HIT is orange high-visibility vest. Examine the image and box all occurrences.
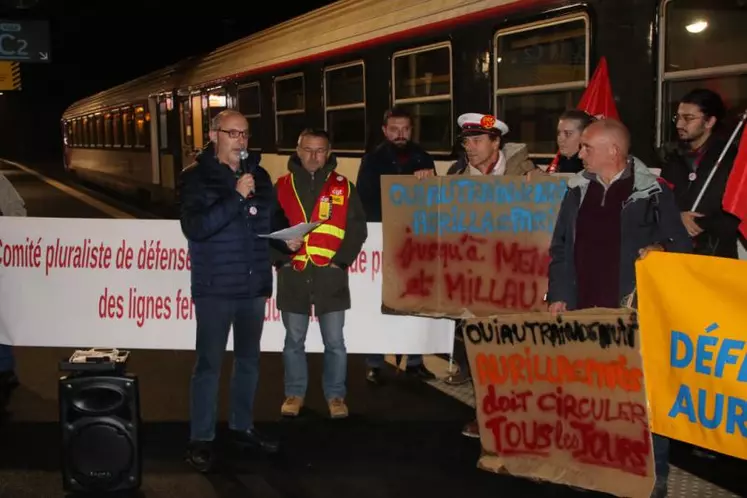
[276,171,351,271]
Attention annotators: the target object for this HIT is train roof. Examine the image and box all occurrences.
[62,61,194,119]
[62,0,530,120]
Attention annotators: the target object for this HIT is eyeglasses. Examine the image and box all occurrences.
[219,129,250,139]
[672,113,704,124]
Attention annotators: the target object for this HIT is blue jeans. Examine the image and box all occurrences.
[0,344,14,372]
[189,296,266,442]
[652,433,670,487]
[282,310,346,400]
[366,354,422,368]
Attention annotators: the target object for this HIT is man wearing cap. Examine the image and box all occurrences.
[445,113,537,438]
[446,113,536,176]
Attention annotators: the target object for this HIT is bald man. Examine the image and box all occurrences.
[180,109,288,472]
[546,119,691,498]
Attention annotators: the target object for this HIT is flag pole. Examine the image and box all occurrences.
[691,110,747,212]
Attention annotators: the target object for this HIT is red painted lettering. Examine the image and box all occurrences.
[571,422,650,476]
[494,241,550,277]
[396,228,487,270]
[444,272,540,309]
[400,269,435,298]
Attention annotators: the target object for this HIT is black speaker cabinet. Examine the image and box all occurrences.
[59,373,141,493]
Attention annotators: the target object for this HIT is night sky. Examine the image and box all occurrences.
[0,0,332,163]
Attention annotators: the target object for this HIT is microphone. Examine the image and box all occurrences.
[239,148,255,196]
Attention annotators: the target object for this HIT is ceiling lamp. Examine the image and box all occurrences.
[686,20,708,33]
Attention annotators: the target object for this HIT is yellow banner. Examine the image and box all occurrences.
[636,252,747,460]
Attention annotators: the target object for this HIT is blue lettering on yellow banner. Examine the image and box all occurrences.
[667,323,747,436]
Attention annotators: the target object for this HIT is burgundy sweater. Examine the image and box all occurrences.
[573,174,634,309]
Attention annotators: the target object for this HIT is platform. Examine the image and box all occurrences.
[0,158,745,498]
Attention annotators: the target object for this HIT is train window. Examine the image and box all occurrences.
[122,108,133,147]
[180,97,193,150]
[324,61,366,151]
[657,0,747,145]
[79,119,85,147]
[158,99,169,150]
[494,15,589,155]
[274,73,306,149]
[104,113,113,147]
[134,106,147,148]
[94,113,104,147]
[191,95,204,150]
[208,90,227,115]
[88,115,95,146]
[238,82,261,149]
[392,43,453,152]
[83,116,91,146]
[112,110,121,147]
[64,121,72,146]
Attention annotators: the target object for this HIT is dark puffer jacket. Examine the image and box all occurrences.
[179,143,274,299]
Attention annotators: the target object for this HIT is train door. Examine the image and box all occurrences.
[178,95,195,169]
[148,97,161,187]
[191,94,204,151]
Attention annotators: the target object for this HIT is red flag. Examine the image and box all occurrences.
[548,56,620,172]
[723,124,747,239]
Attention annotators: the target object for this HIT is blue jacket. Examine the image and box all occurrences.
[179,144,274,299]
[547,157,693,309]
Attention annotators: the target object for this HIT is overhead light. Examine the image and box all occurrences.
[686,20,708,33]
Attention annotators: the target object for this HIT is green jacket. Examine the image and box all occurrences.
[271,154,368,315]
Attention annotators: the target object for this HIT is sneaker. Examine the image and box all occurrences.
[281,396,304,417]
[328,397,348,419]
[186,441,215,473]
[461,419,480,438]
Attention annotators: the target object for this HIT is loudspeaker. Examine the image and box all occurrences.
[59,373,141,493]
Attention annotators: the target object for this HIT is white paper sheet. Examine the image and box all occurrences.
[258,221,321,241]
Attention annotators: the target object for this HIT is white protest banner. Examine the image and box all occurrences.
[0,218,454,353]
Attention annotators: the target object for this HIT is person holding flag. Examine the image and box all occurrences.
[723,112,747,241]
[554,109,596,173]
[658,88,742,258]
[547,56,618,173]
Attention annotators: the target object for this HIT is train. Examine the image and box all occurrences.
[60,0,747,206]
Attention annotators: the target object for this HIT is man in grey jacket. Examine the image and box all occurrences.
[546,119,692,498]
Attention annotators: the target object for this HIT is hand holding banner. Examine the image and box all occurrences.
[380,174,568,318]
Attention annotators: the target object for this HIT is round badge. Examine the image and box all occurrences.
[249,206,258,215]
[337,175,343,181]
[688,172,697,182]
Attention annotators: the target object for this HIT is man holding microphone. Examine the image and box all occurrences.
[180,110,298,472]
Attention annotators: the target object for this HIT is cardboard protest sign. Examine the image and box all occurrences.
[380,174,568,318]
[462,309,655,498]
[637,252,747,460]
